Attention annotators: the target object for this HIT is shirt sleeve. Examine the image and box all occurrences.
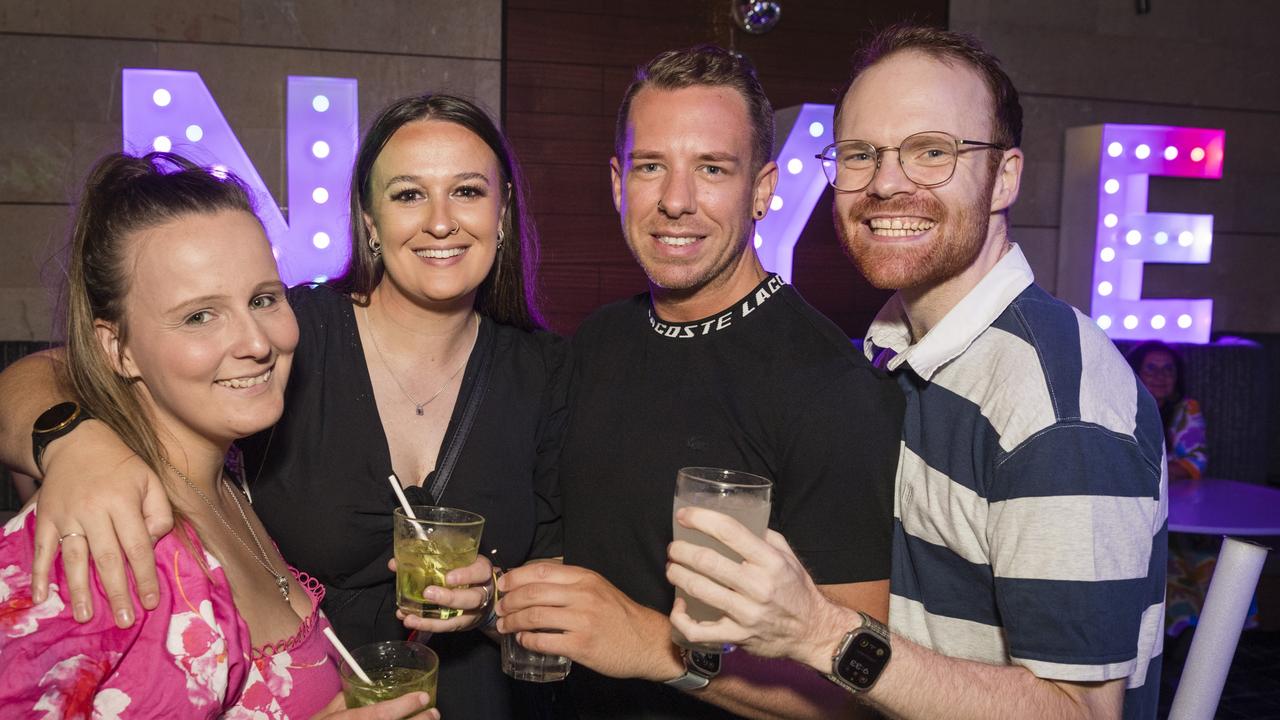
[987,422,1165,681]
[774,362,904,585]
[1169,398,1208,478]
[529,332,570,559]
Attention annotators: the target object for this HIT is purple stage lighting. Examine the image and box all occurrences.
[122,70,358,286]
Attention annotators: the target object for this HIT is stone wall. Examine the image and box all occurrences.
[952,0,1280,334]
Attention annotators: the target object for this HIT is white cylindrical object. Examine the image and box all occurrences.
[1168,537,1270,720]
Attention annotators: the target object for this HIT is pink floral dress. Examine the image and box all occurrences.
[0,505,343,718]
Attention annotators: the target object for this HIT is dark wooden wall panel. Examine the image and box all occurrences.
[504,0,946,335]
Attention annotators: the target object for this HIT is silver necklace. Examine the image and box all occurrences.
[363,305,477,416]
[162,457,290,603]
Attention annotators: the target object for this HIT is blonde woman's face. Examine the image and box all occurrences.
[106,209,298,447]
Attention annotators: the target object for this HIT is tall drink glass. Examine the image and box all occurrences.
[340,640,439,709]
[394,506,485,619]
[671,467,772,652]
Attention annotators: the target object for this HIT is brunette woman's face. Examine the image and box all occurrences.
[1137,350,1177,404]
[103,209,298,446]
[364,120,507,310]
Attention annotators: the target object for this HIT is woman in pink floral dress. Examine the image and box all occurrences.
[0,153,438,720]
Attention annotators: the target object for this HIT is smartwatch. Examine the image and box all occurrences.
[663,647,721,691]
[32,401,92,474]
[825,612,892,693]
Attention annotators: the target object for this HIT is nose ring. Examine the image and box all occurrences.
[449,222,460,236]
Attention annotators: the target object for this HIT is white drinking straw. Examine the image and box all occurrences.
[387,474,418,519]
[387,474,430,540]
[323,626,372,684]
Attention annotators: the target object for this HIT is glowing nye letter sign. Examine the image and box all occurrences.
[754,104,836,282]
[122,69,358,286]
[1059,124,1225,343]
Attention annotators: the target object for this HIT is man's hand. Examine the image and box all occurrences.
[31,420,174,628]
[312,691,439,719]
[393,554,496,634]
[666,506,852,671]
[495,562,683,682]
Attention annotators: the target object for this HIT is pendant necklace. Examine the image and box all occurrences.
[363,304,477,416]
[162,457,291,602]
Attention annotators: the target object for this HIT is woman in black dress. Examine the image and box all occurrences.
[7,95,567,720]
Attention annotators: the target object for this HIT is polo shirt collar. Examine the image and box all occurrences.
[863,243,1035,381]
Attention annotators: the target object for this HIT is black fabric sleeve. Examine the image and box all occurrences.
[775,363,903,585]
[528,332,571,559]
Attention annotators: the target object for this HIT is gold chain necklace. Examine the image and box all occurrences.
[162,457,290,603]
[363,305,477,416]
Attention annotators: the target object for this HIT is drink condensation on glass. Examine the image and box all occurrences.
[394,506,485,619]
[671,467,772,652]
[340,640,439,710]
[501,630,572,682]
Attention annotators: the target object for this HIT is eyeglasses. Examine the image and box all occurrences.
[815,131,1008,192]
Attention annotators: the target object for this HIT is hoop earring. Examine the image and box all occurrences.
[497,227,505,252]
[369,236,382,257]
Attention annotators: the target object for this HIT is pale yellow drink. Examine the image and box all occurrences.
[393,506,484,619]
[671,468,772,652]
[341,641,438,710]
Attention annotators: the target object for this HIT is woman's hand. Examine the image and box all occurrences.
[312,691,439,719]
[390,554,496,634]
[32,420,174,628]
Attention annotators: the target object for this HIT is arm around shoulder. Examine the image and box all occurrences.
[0,348,72,477]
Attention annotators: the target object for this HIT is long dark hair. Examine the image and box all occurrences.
[1127,340,1186,434]
[331,94,544,331]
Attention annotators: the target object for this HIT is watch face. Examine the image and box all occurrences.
[35,402,81,433]
[837,631,890,689]
[688,650,722,677]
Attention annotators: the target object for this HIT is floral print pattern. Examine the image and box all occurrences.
[0,506,342,718]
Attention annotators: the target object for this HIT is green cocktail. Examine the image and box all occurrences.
[393,506,485,619]
[340,641,438,711]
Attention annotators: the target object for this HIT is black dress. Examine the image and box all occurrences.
[240,285,568,720]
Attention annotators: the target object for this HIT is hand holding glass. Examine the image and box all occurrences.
[671,467,772,651]
[501,630,572,682]
[394,506,484,619]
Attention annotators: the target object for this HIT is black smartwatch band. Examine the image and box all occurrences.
[32,401,92,474]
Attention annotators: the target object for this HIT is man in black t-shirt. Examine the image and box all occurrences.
[496,46,903,719]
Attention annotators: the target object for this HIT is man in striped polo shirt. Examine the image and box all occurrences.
[666,25,1166,720]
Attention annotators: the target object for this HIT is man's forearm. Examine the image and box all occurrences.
[865,634,1122,720]
[0,350,71,476]
[692,580,886,719]
[796,605,1122,720]
[698,651,866,719]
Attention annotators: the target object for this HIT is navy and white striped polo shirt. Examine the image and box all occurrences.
[865,244,1166,719]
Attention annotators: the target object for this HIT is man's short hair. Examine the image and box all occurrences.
[835,24,1023,150]
[615,45,775,173]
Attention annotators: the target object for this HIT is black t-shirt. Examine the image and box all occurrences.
[560,274,904,720]
[241,284,568,720]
